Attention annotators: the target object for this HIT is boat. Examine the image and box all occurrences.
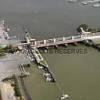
[61,94,69,100]
[81,1,88,5]
[43,72,52,82]
[46,77,52,82]
[87,0,100,3]
[43,72,56,82]
[92,3,100,7]
[43,72,51,77]
[67,0,77,3]
[38,65,43,69]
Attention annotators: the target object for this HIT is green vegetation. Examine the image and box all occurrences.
[0,91,2,100]
[97,28,100,32]
[35,50,39,54]
[0,44,19,57]
[39,60,48,67]
[12,76,22,97]
[2,77,13,82]
[26,32,32,40]
[77,24,100,33]
[4,45,18,54]
[11,75,24,100]
[77,24,88,32]
[88,28,97,33]
[0,47,5,57]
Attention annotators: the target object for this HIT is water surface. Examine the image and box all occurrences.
[24,45,100,100]
[0,0,100,39]
[0,0,100,100]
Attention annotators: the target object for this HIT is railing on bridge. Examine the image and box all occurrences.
[31,35,84,47]
[18,33,100,48]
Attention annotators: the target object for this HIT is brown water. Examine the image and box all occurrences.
[1,0,100,40]
[24,45,100,100]
[0,0,100,99]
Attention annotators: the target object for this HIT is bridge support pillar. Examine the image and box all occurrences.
[53,38,56,43]
[80,35,83,38]
[44,40,46,44]
[63,37,65,41]
[34,41,37,45]
[72,36,74,40]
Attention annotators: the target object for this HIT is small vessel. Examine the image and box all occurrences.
[43,72,56,82]
[46,77,52,82]
[67,0,77,3]
[89,0,100,3]
[38,65,43,69]
[43,72,52,82]
[43,72,51,77]
[61,94,69,100]
[81,1,88,5]
[81,0,100,5]
[92,3,100,7]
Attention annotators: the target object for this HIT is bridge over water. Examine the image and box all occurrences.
[20,32,100,48]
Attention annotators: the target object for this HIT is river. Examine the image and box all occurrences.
[24,45,100,100]
[0,0,100,100]
[0,0,100,39]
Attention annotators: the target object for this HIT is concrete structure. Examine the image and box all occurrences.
[19,32,100,48]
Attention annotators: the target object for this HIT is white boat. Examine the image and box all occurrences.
[87,0,100,3]
[38,66,43,69]
[61,94,69,100]
[43,72,50,76]
[43,72,52,82]
[46,77,52,82]
[92,3,100,7]
[67,0,77,3]
[81,1,88,5]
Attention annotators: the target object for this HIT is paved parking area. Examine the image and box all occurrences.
[0,53,30,81]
